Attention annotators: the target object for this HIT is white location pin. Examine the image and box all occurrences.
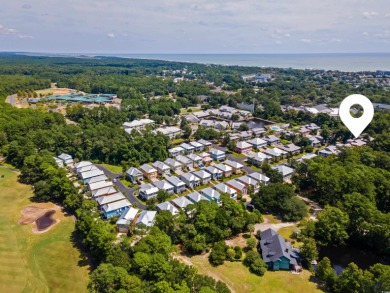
[339,94,374,138]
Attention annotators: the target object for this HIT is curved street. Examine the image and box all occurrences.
[96,164,146,210]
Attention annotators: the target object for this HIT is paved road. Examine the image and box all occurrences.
[96,165,146,210]
[211,144,255,174]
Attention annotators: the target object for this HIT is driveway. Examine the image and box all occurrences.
[96,165,146,210]
[211,144,254,174]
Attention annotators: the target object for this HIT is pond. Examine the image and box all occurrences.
[35,210,56,231]
[318,245,389,274]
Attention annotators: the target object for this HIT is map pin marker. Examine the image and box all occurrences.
[339,94,374,138]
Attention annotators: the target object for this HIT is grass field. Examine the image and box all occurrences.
[182,254,323,293]
[0,166,89,293]
[100,163,123,174]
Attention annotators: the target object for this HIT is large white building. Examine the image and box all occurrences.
[123,119,155,133]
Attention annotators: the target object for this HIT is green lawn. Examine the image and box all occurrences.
[183,254,323,293]
[171,138,185,145]
[263,214,282,224]
[100,163,123,174]
[230,152,246,159]
[0,167,89,293]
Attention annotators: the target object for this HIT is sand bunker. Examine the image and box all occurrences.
[19,205,60,234]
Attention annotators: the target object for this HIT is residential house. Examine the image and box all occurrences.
[347,139,367,147]
[171,196,193,210]
[180,143,195,154]
[190,141,204,152]
[180,173,201,189]
[231,122,243,130]
[235,141,253,154]
[102,199,131,219]
[85,174,108,185]
[229,133,241,142]
[168,146,184,158]
[272,165,295,180]
[57,153,74,166]
[319,145,340,157]
[248,172,270,185]
[187,153,203,167]
[136,210,157,227]
[297,153,318,162]
[74,161,93,170]
[116,207,140,233]
[199,119,215,128]
[152,161,171,176]
[252,127,266,137]
[139,184,159,201]
[214,163,233,177]
[247,138,268,149]
[153,180,174,194]
[126,167,143,184]
[260,228,299,271]
[226,179,247,195]
[308,135,323,147]
[139,164,158,180]
[214,121,229,130]
[122,119,154,132]
[54,157,64,168]
[278,143,301,156]
[88,180,113,192]
[198,139,212,150]
[247,152,271,166]
[200,187,221,204]
[209,148,226,161]
[176,155,193,170]
[154,127,182,139]
[166,176,186,193]
[263,148,287,160]
[185,114,200,124]
[77,164,99,175]
[239,131,252,141]
[156,201,179,215]
[96,192,126,207]
[80,169,105,183]
[164,158,182,173]
[214,183,237,198]
[92,186,117,199]
[263,135,280,146]
[237,175,260,193]
[204,165,223,180]
[192,170,212,185]
[186,191,210,203]
[199,152,212,166]
[224,160,244,174]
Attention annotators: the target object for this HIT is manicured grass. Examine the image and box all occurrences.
[100,163,123,174]
[180,107,202,114]
[184,254,323,293]
[219,173,243,183]
[263,214,282,224]
[0,167,89,293]
[230,152,246,159]
[171,138,185,145]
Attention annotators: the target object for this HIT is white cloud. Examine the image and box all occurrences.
[18,34,34,39]
[362,11,379,19]
[107,33,115,38]
[362,32,369,36]
[385,13,390,18]
[300,38,312,43]
[0,24,18,35]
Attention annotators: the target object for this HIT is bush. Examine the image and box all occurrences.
[234,246,242,260]
[246,237,257,250]
[209,241,228,266]
[243,251,268,276]
[226,248,236,261]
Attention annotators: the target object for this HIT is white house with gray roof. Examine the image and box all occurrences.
[192,170,212,185]
[168,146,184,158]
[153,180,174,194]
[247,138,268,149]
[198,139,212,150]
[214,163,232,177]
[156,201,179,215]
[176,155,193,169]
[187,153,202,166]
[204,165,223,180]
[164,158,182,173]
[224,160,244,174]
[126,167,143,183]
[186,191,210,203]
[92,186,117,199]
[152,161,171,176]
[180,143,195,154]
[190,141,204,152]
[139,183,159,201]
[171,196,193,209]
[263,147,287,160]
[88,180,113,192]
[247,152,271,166]
[200,187,221,204]
[214,183,237,198]
[96,192,126,207]
[237,175,260,193]
[180,173,201,189]
[272,165,295,180]
[136,210,157,227]
[166,176,186,193]
[248,172,270,185]
[263,135,280,146]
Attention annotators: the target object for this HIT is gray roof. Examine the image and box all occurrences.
[186,191,210,203]
[153,180,174,190]
[187,153,202,161]
[204,165,222,175]
[200,187,220,201]
[126,167,143,177]
[139,164,157,174]
[260,228,299,265]
[152,161,170,171]
[192,170,212,180]
[164,158,182,168]
[166,176,185,187]
[171,196,193,209]
[278,143,301,153]
[272,165,295,177]
[176,155,192,165]
[156,201,179,215]
[198,139,212,146]
[264,135,280,142]
[248,172,270,183]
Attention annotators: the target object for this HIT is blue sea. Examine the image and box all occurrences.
[112,53,390,72]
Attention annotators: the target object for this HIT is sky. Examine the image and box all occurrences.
[0,0,389,54]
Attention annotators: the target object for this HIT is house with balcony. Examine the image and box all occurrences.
[180,143,195,154]
[199,152,213,165]
[139,164,158,180]
[156,201,179,215]
[168,146,185,158]
[224,160,244,174]
[237,175,260,193]
[192,170,212,185]
[263,148,287,161]
[152,161,171,176]
[166,176,186,193]
[116,207,140,233]
[263,135,280,146]
[80,169,105,183]
[57,153,74,166]
[214,163,232,177]
[209,148,226,161]
[278,143,301,156]
[214,183,237,198]
[187,153,203,167]
[247,138,268,149]
[226,179,247,195]
[272,165,295,181]
[96,192,126,207]
[235,141,253,154]
[252,127,266,137]
[180,173,201,189]
[139,183,159,201]
[136,210,157,227]
[204,165,223,180]
[88,180,113,192]
[248,172,270,185]
[164,158,182,173]
[102,199,131,219]
[176,155,193,170]
[198,139,212,150]
[190,141,204,152]
[200,187,221,204]
[92,186,117,199]
[186,191,210,203]
[153,180,174,194]
[171,196,193,210]
[126,167,143,184]
[247,152,271,166]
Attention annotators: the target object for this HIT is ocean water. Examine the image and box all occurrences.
[113,53,390,72]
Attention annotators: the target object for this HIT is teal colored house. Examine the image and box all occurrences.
[260,228,300,271]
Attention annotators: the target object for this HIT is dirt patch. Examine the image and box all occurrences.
[19,205,60,234]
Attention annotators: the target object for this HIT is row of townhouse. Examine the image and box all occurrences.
[73,161,131,219]
[168,139,213,157]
